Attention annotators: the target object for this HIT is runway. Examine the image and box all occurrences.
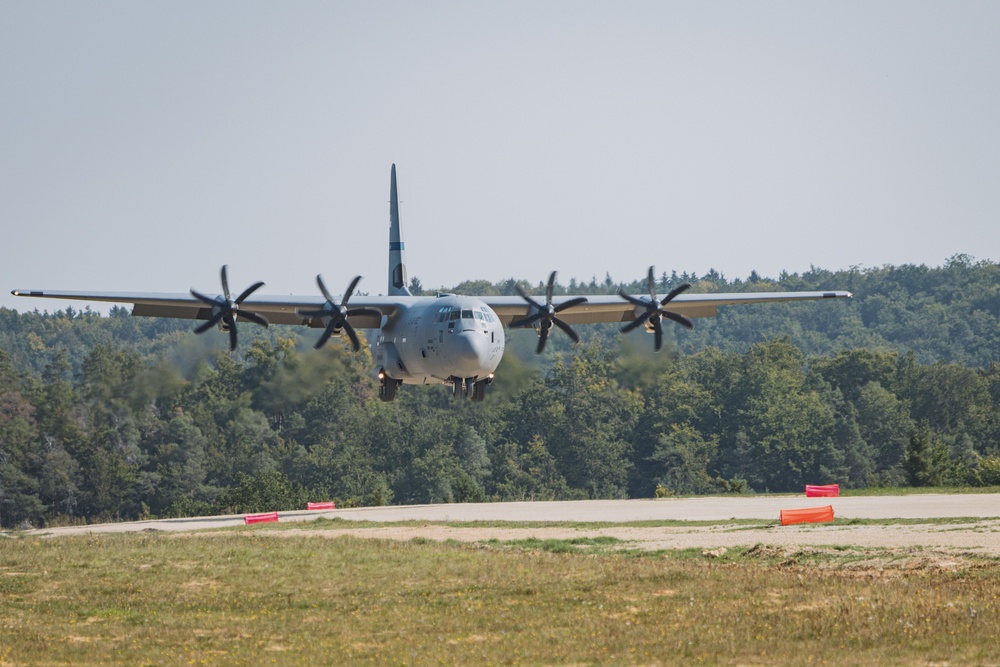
[26,493,1000,536]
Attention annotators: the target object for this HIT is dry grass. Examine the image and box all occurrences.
[1,529,999,665]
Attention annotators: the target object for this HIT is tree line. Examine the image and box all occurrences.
[1,256,998,527]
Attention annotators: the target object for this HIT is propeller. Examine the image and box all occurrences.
[296,275,381,351]
[618,266,693,352]
[509,271,588,354]
[190,265,268,351]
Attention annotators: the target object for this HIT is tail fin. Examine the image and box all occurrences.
[388,164,412,296]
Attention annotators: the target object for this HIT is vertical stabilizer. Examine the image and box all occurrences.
[388,164,412,296]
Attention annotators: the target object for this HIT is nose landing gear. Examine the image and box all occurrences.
[451,375,494,403]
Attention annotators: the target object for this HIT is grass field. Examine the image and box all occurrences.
[2,524,999,666]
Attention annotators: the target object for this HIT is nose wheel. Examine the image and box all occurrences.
[452,376,493,402]
[470,378,488,403]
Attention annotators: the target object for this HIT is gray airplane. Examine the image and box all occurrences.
[13,165,853,403]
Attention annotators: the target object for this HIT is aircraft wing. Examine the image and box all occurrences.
[9,289,400,329]
[12,287,853,329]
[486,290,853,326]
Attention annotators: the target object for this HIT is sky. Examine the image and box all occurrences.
[2,1,998,312]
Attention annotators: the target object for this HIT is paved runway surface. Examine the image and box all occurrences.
[25,494,1000,537]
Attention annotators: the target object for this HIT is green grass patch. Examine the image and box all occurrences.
[266,516,781,531]
[486,536,625,555]
[2,532,1000,665]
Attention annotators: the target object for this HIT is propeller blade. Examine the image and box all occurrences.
[234,281,265,305]
[536,323,550,355]
[621,312,650,333]
[650,316,663,351]
[221,265,231,301]
[342,275,362,307]
[552,317,580,344]
[194,311,225,334]
[514,284,543,310]
[236,310,269,328]
[315,323,336,350]
[545,271,556,303]
[190,289,218,307]
[316,275,335,304]
[646,266,656,299]
[510,311,544,328]
[662,282,692,304]
[662,310,694,329]
[617,289,648,308]
[342,322,361,352]
[314,320,362,351]
[228,322,238,351]
[553,296,588,313]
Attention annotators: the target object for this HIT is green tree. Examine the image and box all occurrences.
[854,381,916,474]
[649,424,719,495]
[546,345,641,498]
[903,431,952,487]
[0,351,44,527]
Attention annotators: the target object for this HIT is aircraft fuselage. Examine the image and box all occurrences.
[374,293,505,387]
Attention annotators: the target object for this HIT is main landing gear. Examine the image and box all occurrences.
[451,375,494,403]
[378,369,401,402]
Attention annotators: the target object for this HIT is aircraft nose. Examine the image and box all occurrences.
[450,330,491,376]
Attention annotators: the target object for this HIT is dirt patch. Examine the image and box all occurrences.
[176,520,1000,561]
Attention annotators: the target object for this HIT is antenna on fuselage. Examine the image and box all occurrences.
[388,164,412,296]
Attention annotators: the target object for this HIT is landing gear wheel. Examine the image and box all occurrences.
[471,378,488,403]
[453,378,464,398]
[380,377,399,402]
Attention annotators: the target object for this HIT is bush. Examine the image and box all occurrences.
[162,497,217,519]
[215,470,308,514]
[974,455,1000,486]
[715,477,749,494]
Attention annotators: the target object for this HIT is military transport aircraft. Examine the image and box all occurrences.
[12,165,852,403]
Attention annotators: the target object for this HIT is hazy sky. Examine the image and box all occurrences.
[3,1,998,312]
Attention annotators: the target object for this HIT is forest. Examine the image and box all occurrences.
[1,255,999,528]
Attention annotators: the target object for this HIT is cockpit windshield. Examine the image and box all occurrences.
[434,305,496,324]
